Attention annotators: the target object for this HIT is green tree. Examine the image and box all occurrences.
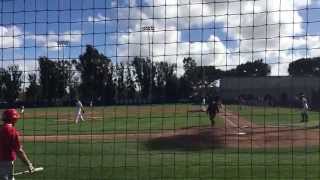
[193,65,223,98]
[226,59,270,77]
[179,57,197,99]
[288,57,320,76]
[76,45,115,103]
[132,57,156,100]
[180,57,224,100]
[39,57,74,103]
[114,62,126,103]
[183,57,197,82]
[195,66,223,82]
[154,62,178,101]
[25,73,41,102]
[125,63,136,100]
[39,57,58,102]
[178,76,192,100]
[56,60,74,99]
[0,68,7,100]
[3,65,22,103]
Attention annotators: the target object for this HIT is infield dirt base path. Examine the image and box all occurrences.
[21,110,320,149]
[219,111,320,148]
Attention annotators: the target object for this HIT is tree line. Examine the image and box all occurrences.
[0,44,316,106]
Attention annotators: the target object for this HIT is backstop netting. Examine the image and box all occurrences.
[0,0,320,179]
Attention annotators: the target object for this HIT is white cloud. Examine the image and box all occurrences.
[111,0,137,7]
[129,0,137,7]
[113,1,230,76]
[111,1,116,7]
[117,23,227,76]
[88,13,110,23]
[28,31,82,51]
[0,26,35,81]
[306,36,320,57]
[214,0,315,75]
[108,0,318,76]
[0,26,23,48]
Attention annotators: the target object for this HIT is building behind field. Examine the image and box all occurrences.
[220,76,320,105]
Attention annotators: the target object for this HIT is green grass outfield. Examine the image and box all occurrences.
[15,141,320,180]
[13,104,223,135]
[226,105,320,127]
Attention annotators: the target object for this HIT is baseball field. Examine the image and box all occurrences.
[12,104,320,179]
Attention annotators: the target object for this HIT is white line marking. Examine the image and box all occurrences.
[224,116,247,135]
[225,118,239,128]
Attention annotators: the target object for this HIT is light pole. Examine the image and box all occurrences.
[142,26,155,59]
[142,26,155,103]
[56,40,71,98]
[56,40,70,60]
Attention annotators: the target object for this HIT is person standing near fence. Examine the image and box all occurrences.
[300,94,309,122]
[0,109,34,180]
[75,99,85,124]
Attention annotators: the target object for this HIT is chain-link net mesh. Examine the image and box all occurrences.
[0,0,319,179]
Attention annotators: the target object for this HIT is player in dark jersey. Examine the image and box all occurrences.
[207,96,221,127]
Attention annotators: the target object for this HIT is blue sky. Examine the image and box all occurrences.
[0,0,320,75]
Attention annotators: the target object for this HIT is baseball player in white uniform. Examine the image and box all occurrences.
[201,98,206,112]
[75,100,85,124]
[300,94,309,122]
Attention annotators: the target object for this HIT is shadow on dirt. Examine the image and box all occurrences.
[145,129,224,151]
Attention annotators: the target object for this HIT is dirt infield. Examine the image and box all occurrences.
[21,111,320,149]
[218,111,320,148]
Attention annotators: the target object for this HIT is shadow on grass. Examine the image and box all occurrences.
[145,129,223,151]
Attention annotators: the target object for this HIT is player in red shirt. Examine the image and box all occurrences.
[0,109,34,180]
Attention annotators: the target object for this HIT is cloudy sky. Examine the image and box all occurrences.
[0,0,320,76]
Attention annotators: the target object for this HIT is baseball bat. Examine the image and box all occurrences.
[14,167,44,176]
